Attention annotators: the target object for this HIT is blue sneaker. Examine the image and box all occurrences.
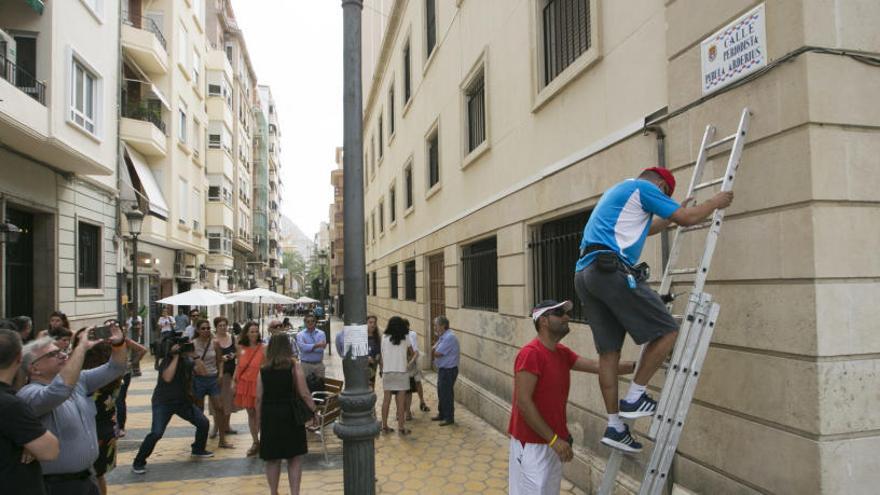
[601,425,643,453]
[619,392,657,419]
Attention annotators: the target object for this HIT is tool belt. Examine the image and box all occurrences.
[43,470,92,483]
[584,244,651,282]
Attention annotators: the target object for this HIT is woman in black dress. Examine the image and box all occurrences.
[256,334,317,495]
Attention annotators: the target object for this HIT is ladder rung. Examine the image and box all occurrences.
[694,177,724,191]
[681,220,713,233]
[668,268,698,276]
[706,133,736,149]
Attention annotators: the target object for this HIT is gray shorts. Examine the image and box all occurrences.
[574,261,678,354]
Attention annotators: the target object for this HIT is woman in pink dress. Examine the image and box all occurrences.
[233,321,264,456]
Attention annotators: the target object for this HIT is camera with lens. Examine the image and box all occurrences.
[160,334,194,356]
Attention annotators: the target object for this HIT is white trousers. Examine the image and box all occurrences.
[508,437,563,495]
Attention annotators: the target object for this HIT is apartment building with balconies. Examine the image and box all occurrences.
[0,0,120,328]
[261,85,283,290]
[117,0,210,343]
[361,1,880,493]
[206,0,258,301]
[329,146,344,313]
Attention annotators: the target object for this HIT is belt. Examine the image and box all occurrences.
[580,243,614,258]
[44,470,92,483]
[301,360,323,364]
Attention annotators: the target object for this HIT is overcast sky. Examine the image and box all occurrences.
[233,0,343,239]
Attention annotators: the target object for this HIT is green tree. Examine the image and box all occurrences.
[282,250,307,294]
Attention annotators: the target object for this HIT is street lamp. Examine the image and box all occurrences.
[125,208,144,339]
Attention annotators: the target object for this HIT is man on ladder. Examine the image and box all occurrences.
[573,167,733,452]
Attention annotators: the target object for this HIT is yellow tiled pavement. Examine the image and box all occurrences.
[107,318,586,494]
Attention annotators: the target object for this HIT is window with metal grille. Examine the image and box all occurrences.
[427,129,439,188]
[404,260,416,301]
[372,271,377,296]
[528,209,591,322]
[404,165,413,209]
[78,222,100,289]
[461,237,497,311]
[390,265,399,299]
[388,85,395,135]
[542,0,591,86]
[403,41,412,103]
[425,0,437,57]
[465,69,485,153]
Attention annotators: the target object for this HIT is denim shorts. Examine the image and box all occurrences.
[193,375,221,400]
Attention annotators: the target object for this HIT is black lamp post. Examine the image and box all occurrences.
[125,208,144,338]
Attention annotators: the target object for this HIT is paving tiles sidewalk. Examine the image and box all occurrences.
[105,317,585,494]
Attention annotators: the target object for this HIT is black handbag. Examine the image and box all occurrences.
[290,365,314,425]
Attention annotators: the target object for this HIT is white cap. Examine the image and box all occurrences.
[531,300,573,321]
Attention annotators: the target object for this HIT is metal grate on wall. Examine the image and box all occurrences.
[542,0,591,86]
[461,237,498,311]
[528,210,591,322]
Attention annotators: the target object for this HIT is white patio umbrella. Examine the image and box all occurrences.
[228,288,298,335]
[157,288,232,306]
[293,296,320,304]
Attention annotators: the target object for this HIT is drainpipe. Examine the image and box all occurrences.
[645,125,670,268]
[115,0,125,323]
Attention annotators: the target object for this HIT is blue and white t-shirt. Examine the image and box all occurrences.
[575,179,680,271]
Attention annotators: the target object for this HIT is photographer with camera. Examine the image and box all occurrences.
[18,325,127,495]
[131,335,213,475]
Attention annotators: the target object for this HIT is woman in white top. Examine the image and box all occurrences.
[379,316,415,435]
[157,307,175,334]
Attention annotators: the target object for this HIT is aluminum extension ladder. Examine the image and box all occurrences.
[597,108,752,495]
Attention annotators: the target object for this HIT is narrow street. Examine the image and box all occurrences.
[106,318,585,494]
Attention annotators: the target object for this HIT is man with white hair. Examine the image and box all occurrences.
[18,327,128,495]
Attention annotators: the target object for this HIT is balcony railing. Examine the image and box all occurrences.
[123,12,167,50]
[1,56,46,105]
[122,99,167,135]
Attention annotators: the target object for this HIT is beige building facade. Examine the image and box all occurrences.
[1,0,121,328]
[329,147,344,312]
[361,1,879,493]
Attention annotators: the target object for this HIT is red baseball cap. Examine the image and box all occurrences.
[643,167,675,196]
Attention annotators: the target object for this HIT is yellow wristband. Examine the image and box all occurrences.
[548,434,558,447]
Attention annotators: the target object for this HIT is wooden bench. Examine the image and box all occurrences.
[309,377,343,463]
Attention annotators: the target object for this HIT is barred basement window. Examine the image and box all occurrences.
[404,260,416,301]
[390,265,399,299]
[529,210,591,322]
[542,0,591,86]
[78,222,100,289]
[465,68,486,153]
[461,237,497,311]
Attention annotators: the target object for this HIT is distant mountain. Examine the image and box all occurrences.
[279,216,314,259]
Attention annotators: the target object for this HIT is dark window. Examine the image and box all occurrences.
[461,237,497,311]
[372,271,377,296]
[390,265,399,299]
[542,0,591,86]
[405,166,413,209]
[404,260,416,301]
[379,202,385,232]
[465,69,486,153]
[529,210,591,322]
[403,41,412,103]
[427,130,439,188]
[388,86,395,134]
[78,222,100,289]
[390,186,397,222]
[425,0,437,57]
[378,116,384,159]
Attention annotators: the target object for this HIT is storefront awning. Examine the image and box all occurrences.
[24,0,44,15]
[123,145,169,219]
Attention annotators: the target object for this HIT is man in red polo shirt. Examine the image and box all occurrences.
[508,300,635,494]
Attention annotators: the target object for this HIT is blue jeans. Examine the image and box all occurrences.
[133,402,208,467]
[437,367,458,422]
[115,372,132,430]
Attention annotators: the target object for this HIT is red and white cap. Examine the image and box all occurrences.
[531,300,573,321]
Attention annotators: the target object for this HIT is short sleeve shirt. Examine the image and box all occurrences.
[507,339,579,444]
[0,382,47,495]
[576,179,680,271]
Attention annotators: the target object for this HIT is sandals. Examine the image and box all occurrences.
[381,426,395,434]
[246,442,260,457]
[218,441,234,449]
[420,403,430,412]
[399,428,412,436]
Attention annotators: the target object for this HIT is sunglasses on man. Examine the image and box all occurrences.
[32,349,67,365]
[548,308,571,318]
